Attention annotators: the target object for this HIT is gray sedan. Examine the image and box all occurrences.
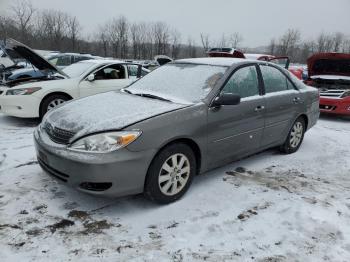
[34,58,319,204]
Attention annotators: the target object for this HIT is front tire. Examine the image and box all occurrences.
[144,143,196,204]
[280,117,306,154]
[40,94,69,119]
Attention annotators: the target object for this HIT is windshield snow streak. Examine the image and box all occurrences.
[127,64,227,103]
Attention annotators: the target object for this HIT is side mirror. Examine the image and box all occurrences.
[212,93,241,107]
[87,74,95,81]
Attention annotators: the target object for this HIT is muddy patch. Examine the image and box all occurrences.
[68,210,90,221]
[80,220,116,235]
[224,166,322,194]
[237,202,272,221]
[47,219,75,233]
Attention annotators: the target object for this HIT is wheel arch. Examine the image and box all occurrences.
[39,91,73,117]
[144,137,203,189]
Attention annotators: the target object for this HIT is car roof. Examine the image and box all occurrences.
[175,57,250,67]
[78,59,125,65]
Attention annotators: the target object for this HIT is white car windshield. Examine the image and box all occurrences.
[127,63,228,103]
[62,62,96,78]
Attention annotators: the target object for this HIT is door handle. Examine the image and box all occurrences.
[254,105,265,112]
[293,97,301,104]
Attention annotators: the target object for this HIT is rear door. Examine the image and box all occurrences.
[207,64,266,167]
[259,64,302,147]
[78,64,132,97]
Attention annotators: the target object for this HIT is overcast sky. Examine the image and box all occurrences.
[1,0,349,47]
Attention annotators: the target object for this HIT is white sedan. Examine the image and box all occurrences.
[0,59,149,118]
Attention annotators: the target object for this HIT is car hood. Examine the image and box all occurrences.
[44,91,189,139]
[1,38,68,77]
[307,53,350,78]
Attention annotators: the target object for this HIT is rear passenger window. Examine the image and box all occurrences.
[260,65,294,93]
[221,66,259,98]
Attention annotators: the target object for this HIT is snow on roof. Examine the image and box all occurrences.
[175,57,247,67]
[244,53,274,60]
[78,59,125,64]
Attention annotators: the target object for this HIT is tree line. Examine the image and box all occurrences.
[0,0,349,63]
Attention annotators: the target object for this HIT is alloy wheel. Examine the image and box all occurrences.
[290,121,303,148]
[158,153,190,196]
[47,99,65,112]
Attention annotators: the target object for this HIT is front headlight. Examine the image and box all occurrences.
[68,131,142,153]
[6,87,42,95]
[341,91,350,98]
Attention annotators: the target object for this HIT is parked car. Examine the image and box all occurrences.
[207,47,245,58]
[7,53,98,81]
[207,49,292,72]
[34,57,319,204]
[305,52,350,115]
[0,39,149,118]
[47,53,97,69]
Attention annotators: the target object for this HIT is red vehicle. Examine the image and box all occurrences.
[305,53,350,116]
[207,49,294,74]
[207,48,245,58]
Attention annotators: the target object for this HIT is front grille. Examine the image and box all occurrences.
[320,89,346,98]
[44,122,76,145]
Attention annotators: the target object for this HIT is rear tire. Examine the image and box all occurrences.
[144,143,196,204]
[279,117,306,154]
[40,94,69,119]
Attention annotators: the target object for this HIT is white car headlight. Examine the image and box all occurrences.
[6,87,42,95]
[68,131,142,153]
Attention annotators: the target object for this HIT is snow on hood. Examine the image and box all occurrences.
[307,53,350,78]
[44,91,188,139]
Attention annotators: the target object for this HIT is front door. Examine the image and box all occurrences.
[79,64,132,97]
[207,65,266,168]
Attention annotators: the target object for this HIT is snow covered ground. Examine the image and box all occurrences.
[0,113,349,261]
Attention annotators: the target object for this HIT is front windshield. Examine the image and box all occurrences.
[127,63,227,103]
[62,62,96,78]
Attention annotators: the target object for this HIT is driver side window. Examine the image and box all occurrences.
[221,65,259,98]
[94,64,126,80]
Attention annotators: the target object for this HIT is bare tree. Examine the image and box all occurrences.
[268,38,276,55]
[200,33,211,51]
[11,0,35,43]
[333,32,344,52]
[170,29,181,59]
[229,32,243,48]
[277,28,301,57]
[67,16,80,52]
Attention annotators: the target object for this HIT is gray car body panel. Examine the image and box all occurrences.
[35,58,319,198]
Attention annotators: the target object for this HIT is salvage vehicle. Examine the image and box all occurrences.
[305,53,350,115]
[207,48,291,72]
[7,52,98,81]
[34,57,319,204]
[0,39,148,118]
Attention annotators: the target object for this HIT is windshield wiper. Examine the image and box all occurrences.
[122,88,133,94]
[133,93,171,102]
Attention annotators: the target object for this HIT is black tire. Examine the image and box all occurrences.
[144,143,196,204]
[40,94,69,119]
[280,117,306,154]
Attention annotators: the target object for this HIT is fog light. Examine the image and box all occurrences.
[79,182,112,191]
